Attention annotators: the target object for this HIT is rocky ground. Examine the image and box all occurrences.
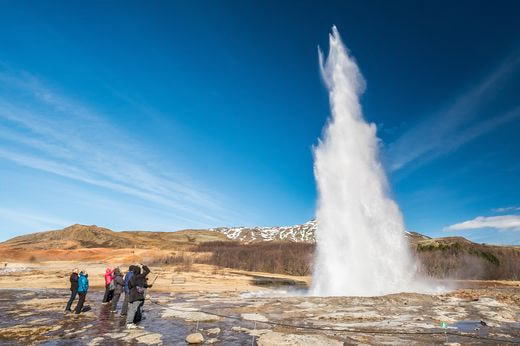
[1,285,520,345]
[1,262,520,345]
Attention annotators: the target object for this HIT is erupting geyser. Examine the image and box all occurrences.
[311,27,421,296]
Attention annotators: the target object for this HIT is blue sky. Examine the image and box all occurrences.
[0,1,519,243]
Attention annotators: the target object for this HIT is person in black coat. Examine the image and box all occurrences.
[110,267,125,312]
[126,264,152,328]
[121,265,136,316]
[65,268,79,313]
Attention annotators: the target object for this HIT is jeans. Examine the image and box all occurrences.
[65,289,77,311]
[121,292,129,315]
[126,300,143,324]
[74,292,86,314]
[111,292,121,311]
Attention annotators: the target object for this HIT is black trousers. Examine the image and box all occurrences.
[134,300,145,323]
[102,284,114,302]
[74,292,86,314]
[65,289,77,311]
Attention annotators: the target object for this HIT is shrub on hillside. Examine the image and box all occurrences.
[196,241,314,276]
[197,240,520,279]
[416,244,520,280]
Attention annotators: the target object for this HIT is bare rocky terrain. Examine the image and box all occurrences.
[1,282,520,345]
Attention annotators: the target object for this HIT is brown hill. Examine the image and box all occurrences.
[2,223,520,280]
[2,222,430,250]
[415,236,520,279]
[3,224,134,250]
[119,229,229,247]
[2,224,228,250]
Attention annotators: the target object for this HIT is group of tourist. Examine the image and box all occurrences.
[64,264,153,329]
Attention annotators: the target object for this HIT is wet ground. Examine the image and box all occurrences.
[1,287,520,345]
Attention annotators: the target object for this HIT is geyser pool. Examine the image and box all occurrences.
[311,27,425,296]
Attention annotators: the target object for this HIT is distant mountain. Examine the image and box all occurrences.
[209,220,317,243]
[3,224,134,249]
[1,224,228,250]
[209,220,431,244]
[1,220,432,249]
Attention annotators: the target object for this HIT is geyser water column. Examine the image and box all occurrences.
[311,27,418,296]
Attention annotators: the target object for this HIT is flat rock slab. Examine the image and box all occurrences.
[257,331,343,346]
[206,327,221,335]
[241,312,268,322]
[161,305,221,322]
[231,326,271,336]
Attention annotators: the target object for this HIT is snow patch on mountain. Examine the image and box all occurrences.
[210,220,317,243]
[209,220,428,243]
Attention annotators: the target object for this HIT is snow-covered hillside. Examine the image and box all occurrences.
[209,220,316,243]
[209,220,428,243]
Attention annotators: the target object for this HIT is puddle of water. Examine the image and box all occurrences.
[453,320,489,336]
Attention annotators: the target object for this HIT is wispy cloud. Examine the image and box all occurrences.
[0,69,239,228]
[444,215,520,232]
[493,206,520,213]
[386,52,520,172]
[0,207,73,232]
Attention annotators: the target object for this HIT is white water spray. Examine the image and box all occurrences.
[311,27,423,296]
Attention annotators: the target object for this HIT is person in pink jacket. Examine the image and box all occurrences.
[102,268,115,303]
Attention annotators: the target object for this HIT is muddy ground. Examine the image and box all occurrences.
[1,263,520,345]
[1,286,520,345]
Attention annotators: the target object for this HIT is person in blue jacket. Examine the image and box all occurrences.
[120,265,135,316]
[74,270,89,314]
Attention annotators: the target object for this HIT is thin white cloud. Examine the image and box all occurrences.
[0,207,73,232]
[0,70,241,228]
[445,215,520,232]
[386,52,520,172]
[493,206,520,213]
